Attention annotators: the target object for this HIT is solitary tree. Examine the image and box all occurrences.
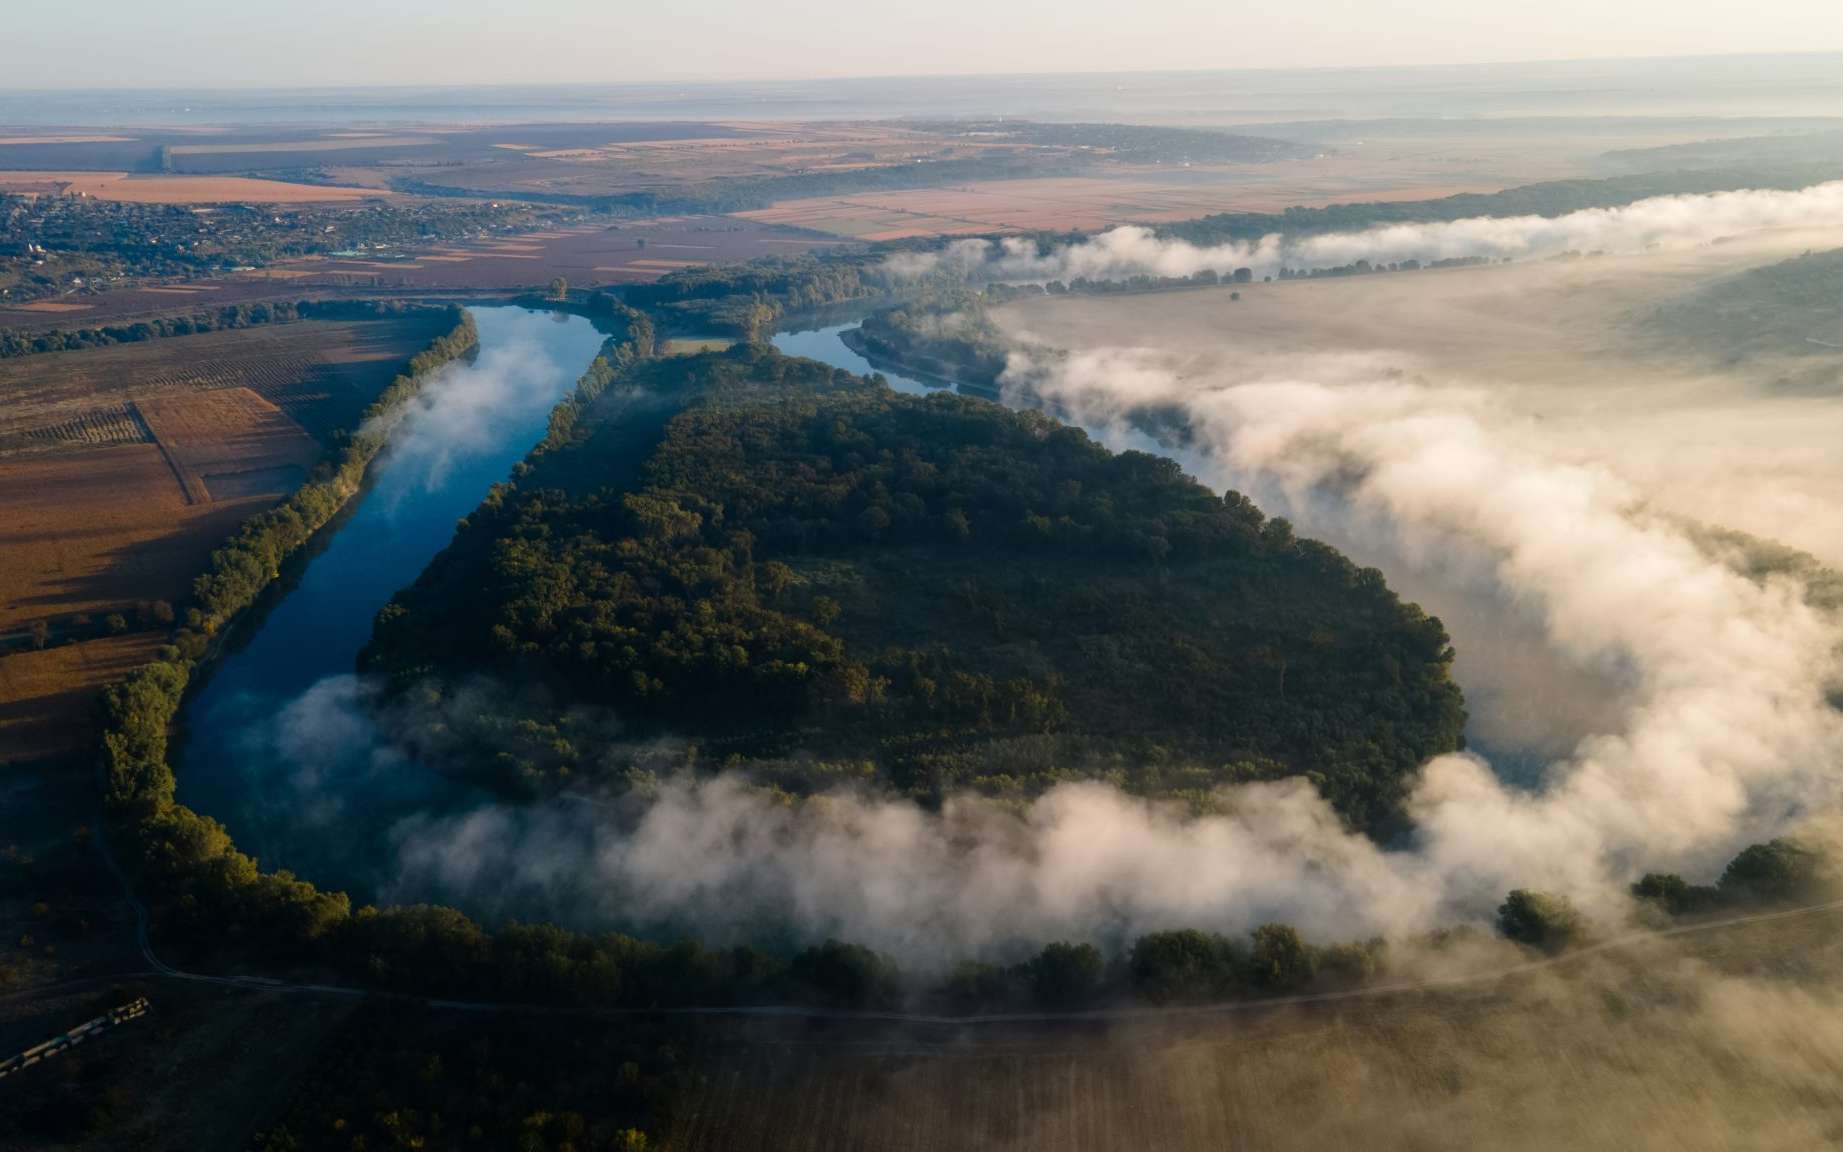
[1497,889,1584,953]
[547,276,569,301]
[1719,839,1824,903]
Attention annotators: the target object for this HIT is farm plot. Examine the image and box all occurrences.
[0,171,385,204]
[0,314,450,451]
[282,216,844,292]
[0,314,442,761]
[134,388,321,504]
[0,445,266,760]
[736,170,1508,240]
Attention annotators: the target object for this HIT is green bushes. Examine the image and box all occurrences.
[1496,890,1585,954]
[1630,838,1832,921]
[1719,838,1826,902]
[1028,941,1107,1007]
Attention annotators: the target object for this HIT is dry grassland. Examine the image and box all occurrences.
[665,912,1843,1152]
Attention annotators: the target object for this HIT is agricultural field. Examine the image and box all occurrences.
[0,314,450,449]
[0,447,260,763]
[260,215,843,292]
[737,170,1499,239]
[653,906,1843,1152]
[133,389,322,503]
[0,314,446,761]
[0,172,385,204]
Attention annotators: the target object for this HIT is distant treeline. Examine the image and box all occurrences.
[0,297,444,360]
[1160,167,1843,246]
[396,152,1086,218]
[622,254,890,338]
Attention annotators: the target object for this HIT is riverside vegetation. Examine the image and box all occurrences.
[86,274,1835,1027]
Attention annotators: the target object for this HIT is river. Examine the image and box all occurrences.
[174,308,916,906]
[771,321,948,396]
[174,305,607,896]
[177,309,1525,918]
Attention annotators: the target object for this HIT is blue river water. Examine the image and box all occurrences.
[174,306,607,892]
[772,322,948,396]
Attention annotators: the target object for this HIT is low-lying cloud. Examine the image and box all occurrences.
[365,343,1843,966]
[888,180,1843,285]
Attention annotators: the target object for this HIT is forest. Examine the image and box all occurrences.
[362,343,1467,835]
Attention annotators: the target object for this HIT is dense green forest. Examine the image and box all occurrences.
[362,344,1466,833]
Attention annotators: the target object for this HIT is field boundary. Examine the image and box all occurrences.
[134,399,204,505]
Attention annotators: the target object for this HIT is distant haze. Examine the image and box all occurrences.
[12,2,1843,91]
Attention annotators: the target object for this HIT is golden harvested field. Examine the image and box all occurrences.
[0,632,169,765]
[134,388,321,504]
[0,315,443,761]
[0,444,271,761]
[0,171,385,203]
[0,315,450,451]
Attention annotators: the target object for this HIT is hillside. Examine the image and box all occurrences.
[362,345,1465,833]
[1643,245,1843,361]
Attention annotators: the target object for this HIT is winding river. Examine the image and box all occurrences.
[177,305,1527,920]
[175,306,607,896]
[176,307,905,905]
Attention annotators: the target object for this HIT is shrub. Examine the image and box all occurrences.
[1028,941,1106,1007]
[1496,889,1584,953]
[1719,839,1825,903]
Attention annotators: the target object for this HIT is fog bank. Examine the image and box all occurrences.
[362,340,1843,965]
[888,180,1843,285]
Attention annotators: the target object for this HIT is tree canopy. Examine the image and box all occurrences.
[363,344,1465,834]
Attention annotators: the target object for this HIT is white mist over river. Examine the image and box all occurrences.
[176,296,1843,966]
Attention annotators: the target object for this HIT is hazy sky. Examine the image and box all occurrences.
[15,0,1843,87]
